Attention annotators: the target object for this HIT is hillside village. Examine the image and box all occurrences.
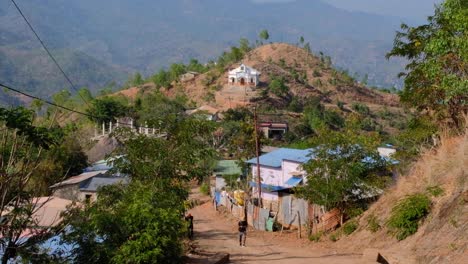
[0,0,466,263]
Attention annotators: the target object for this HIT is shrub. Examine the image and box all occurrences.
[387,193,431,240]
[309,231,323,242]
[337,101,345,111]
[313,69,322,77]
[352,103,370,115]
[200,183,210,196]
[269,77,289,97]
[367,214,381,233]
[343,220,358,235]
[329,232,340,242]
[426,186,444,197]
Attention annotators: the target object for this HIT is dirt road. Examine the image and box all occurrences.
[189,202,363,264]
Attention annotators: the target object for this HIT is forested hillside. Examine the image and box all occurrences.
[0,0,408,105]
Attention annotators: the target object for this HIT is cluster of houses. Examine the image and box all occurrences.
[3,157,128,241]
[212,145,397,233]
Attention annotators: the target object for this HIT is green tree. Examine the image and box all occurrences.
[386,0,468,129]
[239,38,251,54]
[298,126,388,224]
[269,77,289,97]
[63,181,185,264]
[0,107,60,264]
[169,63,187,82]
[86,97,129,123]
[152,69,171,88]
[259,29,270,43]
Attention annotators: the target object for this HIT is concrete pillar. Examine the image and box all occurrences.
[94,124,98,138]
[102,122,105,135]
[109,121,113,133]
[145,122,149,135]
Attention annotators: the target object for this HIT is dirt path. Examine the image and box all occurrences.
[189,202,363,264]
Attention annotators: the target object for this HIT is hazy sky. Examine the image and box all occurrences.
[252,0,443,21]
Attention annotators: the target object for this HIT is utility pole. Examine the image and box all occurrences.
[253,106,262,208]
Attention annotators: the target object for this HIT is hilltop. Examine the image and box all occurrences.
[116,43,405,135]
[181,43,398,108]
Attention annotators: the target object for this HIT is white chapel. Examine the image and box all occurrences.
[228,64,260,86]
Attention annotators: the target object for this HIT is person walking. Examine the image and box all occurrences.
[185,213,194,239]
[238,219,247,247]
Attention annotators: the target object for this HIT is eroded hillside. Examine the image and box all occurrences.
[336,133,467,263]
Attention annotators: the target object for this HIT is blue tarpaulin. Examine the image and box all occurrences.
[215,191,221,205]
[249,182,286,192]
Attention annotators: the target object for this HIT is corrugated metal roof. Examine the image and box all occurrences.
[214,160,242,176]
[246,148,315,168]
[50,170,108,188]
[79,177,129,192]
[284,177,303,187]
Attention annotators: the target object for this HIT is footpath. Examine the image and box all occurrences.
[188,202,363,264]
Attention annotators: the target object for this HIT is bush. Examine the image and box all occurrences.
[269,77,289,97]
[343,220,358,235]
[313,69,322,77]
[329,232,340,242]
[426,186,444,197]
[309,231,323,242]
[387,193,431,240]
[200,183,210,196]
[337,101,345,111]
[367,214,381,233]
[352,103,370,115]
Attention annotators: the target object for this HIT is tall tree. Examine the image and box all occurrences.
[0,107,59,264]
[297,123,389,224]
[387,0,467,129]
[259,29,270,43]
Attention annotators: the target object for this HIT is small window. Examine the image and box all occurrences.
[241,66,244,71]
[85,194,92,202]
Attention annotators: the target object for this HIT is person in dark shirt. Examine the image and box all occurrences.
[185,213,194,239]
[238,219,247,247]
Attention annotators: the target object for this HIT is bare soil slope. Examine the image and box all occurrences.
[336,134,467,263]
[117,43,399,110]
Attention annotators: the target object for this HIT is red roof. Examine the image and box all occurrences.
[259,122,288,129]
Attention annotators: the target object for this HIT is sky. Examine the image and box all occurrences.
[252,0,443,21]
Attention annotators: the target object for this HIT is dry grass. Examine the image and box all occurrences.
[336,128,467,263]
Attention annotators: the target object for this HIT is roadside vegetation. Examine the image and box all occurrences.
[0,0,465,262]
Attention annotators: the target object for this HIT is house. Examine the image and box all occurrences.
[259,122,288,139]
[180,71,199,82]
[186,105,221,121]
[246,148,313,210]
[79,176,129,202]
[51,157,127,202]
[228,64,260,86]
[50,170,108,201]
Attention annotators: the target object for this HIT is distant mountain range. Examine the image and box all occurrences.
[0,0,422,104]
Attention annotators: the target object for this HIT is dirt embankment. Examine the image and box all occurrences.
[336,133,467,263]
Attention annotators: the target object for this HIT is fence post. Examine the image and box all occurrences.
[297,211,301,239]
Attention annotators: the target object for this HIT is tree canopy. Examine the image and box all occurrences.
[387,0,467,128]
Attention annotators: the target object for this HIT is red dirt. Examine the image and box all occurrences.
[189,202,362,264]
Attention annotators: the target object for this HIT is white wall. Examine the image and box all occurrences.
[252,165,282,186]
[282,160,307,186]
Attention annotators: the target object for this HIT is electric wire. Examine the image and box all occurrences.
[0,82,155,130]
[10,0,92,108]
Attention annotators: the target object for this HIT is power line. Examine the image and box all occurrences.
[10,0,91,108]
[0,82,154,130]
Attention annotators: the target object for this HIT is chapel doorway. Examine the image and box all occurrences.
[240,78,245,85]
